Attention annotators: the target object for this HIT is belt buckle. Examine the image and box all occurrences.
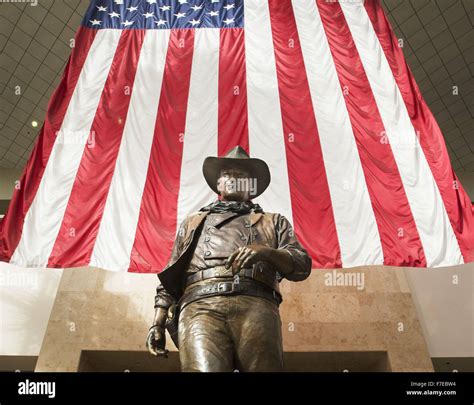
[200,283,230,294]
[217,282,229,292]
[217,282,238,293]
[217,281,241,293]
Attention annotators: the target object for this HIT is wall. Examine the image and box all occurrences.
[0,262,62,356]
[404,263,473,358]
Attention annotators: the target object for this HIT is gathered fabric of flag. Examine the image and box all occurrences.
[1,0,473,273]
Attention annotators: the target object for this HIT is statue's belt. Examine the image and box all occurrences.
[178,279,283,312]
[185,265,279,291]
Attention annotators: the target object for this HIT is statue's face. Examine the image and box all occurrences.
[216,167,252,202]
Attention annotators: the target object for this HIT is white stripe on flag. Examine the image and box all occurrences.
[90,30,170,271]
[293,0,384,267]
[10,30,122,267]
[341,1,463,267]
[244,0,293,221]
[176,28,219,229]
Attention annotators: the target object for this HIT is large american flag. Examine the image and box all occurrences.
[1,0,473,272]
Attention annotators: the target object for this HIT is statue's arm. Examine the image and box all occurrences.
[272,214,312,282]
[147,216,193,356]
[147,282,173,356]
[152,283,175,325]
[225,214,312,280]
[151,217,188,325]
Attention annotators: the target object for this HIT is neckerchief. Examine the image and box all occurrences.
[199,199,264,214]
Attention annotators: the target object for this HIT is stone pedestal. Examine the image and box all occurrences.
[35,266,433,372]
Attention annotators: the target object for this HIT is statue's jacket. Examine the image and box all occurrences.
[154,209,312,311]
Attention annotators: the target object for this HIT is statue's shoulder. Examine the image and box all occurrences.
[261,211,281,220]
[256,211,281,227]
[182,210,208,226]
[186,210,204,218]
[260,211,292,227]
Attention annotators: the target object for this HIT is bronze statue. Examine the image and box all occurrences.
[146,146,311,371]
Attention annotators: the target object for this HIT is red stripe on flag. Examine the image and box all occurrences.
[318,0,427,267]
[365,0,474,262]
[0,27,98,264]
[47,30,145,268]
[268,0,342,268]
[218,28,249,156]
[129,29,195,273]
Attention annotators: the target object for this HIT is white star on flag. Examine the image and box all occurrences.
[207,10,219,16]
[223,17,234,24]
[155,19,167,26]
[143,12,155,18]
[96,5,107,11]
[122,19,134,26]
[89,19,102,25]
[174,12,186,18]
[146,0,158,4]
[191,4,203,11]
[127,6,138,12]
[109,11,120,18]
[223,4,235,10]
[159,5,171,11]
[189,19,200,26]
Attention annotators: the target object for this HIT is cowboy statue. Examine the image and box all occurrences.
[146,145,312,372]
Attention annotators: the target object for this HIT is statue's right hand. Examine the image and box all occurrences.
[146,325,169,358]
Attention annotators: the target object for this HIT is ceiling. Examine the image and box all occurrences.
[0,0,473,171]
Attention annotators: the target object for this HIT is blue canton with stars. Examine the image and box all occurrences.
[82,0,244,29]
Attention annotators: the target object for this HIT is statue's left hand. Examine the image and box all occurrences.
[225,244,271,275]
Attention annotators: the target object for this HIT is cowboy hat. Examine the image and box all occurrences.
[202,145,271,198]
